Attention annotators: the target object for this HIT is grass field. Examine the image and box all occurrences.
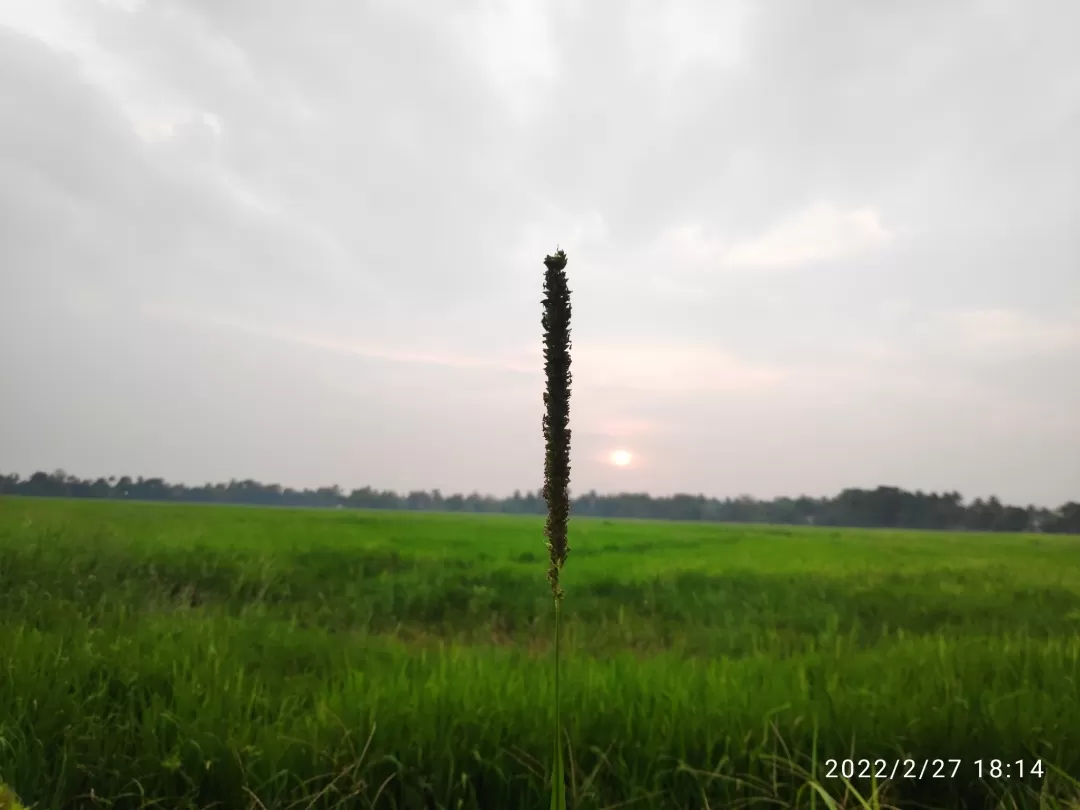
[1,496,1079,809]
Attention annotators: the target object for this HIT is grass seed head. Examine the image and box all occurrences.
[541,248,572,601]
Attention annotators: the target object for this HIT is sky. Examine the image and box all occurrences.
[1,0,1078,507]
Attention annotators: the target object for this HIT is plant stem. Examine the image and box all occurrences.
[551,597,565,810]
[541,248,572,810]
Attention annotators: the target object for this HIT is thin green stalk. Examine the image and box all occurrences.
[552,598,565,810]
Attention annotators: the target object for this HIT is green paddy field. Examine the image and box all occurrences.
[1,496,1079,809]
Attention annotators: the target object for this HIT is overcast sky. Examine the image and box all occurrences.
[1,0,1078,506]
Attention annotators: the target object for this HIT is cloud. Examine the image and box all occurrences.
[580,417,671,439]
[141,304,538,375]
[574,345,786,393]
[1,0,233,147]
[725,202,895,268]
[446,0,560,121]
[622,0,751,82]
[655,201,896,272]
[929,308,1080,357]
[145,302,784,399]
[1,0,1078,505]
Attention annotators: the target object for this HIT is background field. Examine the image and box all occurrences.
[1,497,1079,809]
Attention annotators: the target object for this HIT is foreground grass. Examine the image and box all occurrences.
[1,497,1079,809]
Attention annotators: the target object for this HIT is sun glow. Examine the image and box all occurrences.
[610,449,633,467]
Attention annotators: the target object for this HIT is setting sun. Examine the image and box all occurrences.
[610,449,633,467]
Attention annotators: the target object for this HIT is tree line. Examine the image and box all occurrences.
[2,469,1078,534]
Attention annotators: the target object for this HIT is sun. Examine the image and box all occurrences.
[609,449,633,467]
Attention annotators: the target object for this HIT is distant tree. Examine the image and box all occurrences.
[405,490,433,511]
[1046,502,1080,534]
[116,476,133,497]
[0,468,1073,535]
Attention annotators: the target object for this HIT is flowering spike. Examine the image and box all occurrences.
[541,249,572,601]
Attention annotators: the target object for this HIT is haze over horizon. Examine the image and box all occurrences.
[1,0,1078,508]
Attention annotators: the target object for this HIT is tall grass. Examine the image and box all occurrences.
[1,499,1080,808]
[541,248,573,810]
[0,782,28,810]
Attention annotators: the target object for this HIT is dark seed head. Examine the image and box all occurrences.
[541,249,572,600]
